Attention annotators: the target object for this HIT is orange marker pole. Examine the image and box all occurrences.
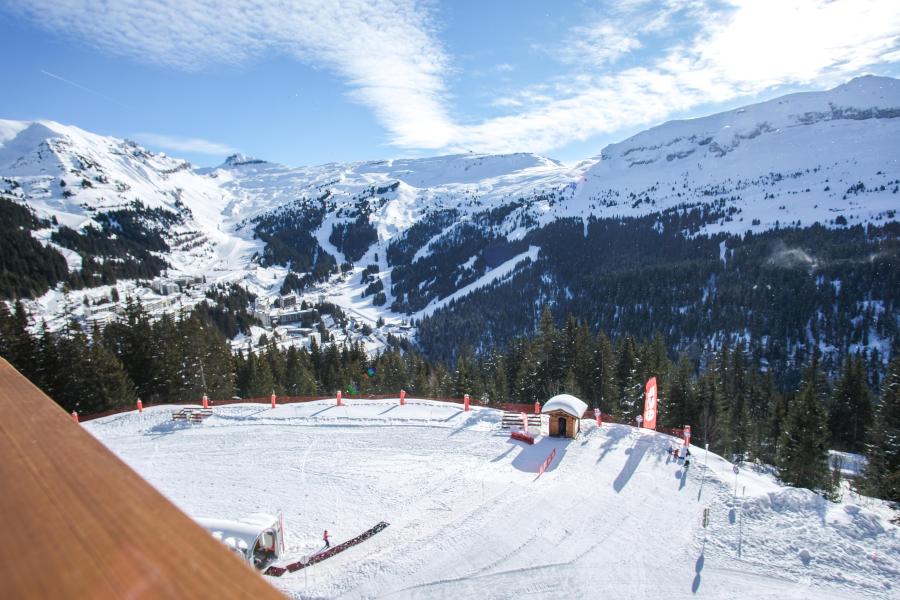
[337,390,342,406]
[464,393,470,412]
[400,390,406,406]
[137,399,143,413]
[271,392,277,409]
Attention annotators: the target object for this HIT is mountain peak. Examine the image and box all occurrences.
[221,153,267,168]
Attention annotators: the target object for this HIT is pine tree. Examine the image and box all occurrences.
[0,301,14,361]
[242,349,275,398]
[863,358,900,503]
[667,354,695,429]
[645,333,671,424]
[535,307,562,397]
[828,355,873,453]
[34,321,62,400]
[81,327,136,413]
[1,300,39,382]
[616,336,641,418]
[102,298,158,400]
[697,371,723,450]
[514,342,543,404]
[777,378,831,492]
[284,346,317,396]
[596,331,618,413]
[726,344,751,457]
[747,369,778,461]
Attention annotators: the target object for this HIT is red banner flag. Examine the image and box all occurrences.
[642,377,658,430]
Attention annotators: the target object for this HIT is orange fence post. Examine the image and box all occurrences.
[400,390,406,406]
[534,401,540,414]
[137,399,143,413]
[202,394,209,409]
[71,410,79,423]
[271,392,277,409]
[464,394,470,412]
[336,390,342,406]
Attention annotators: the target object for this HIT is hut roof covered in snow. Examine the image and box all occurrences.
[541,394,588,419]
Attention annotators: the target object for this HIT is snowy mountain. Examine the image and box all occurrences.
[84,398,900,599]
[1,76,898,367]
[566,75,900,232]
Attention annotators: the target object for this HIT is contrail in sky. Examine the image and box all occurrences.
[40,69,133,109]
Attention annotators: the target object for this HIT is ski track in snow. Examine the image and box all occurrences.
[85,400,899,600]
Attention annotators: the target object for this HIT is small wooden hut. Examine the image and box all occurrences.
[542,394,588,438]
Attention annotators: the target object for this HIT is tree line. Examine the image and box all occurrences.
[416,216,899,392]
[0,300,897,506]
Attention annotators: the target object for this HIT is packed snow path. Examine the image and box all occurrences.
[86,400,899,599]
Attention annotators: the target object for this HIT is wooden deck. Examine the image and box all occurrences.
[0,358,285,599]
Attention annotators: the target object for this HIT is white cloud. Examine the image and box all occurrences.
[8,0,456,149]
[134,133,237,155]
[453,0,900,154]
[9,0,900,156]
[557,23,642,68]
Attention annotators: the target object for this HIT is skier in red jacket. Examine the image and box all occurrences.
[323,529,331,549]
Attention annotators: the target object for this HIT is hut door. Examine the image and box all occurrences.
[558,417,566,437]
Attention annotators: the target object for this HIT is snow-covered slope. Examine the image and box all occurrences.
[2,76,898,347]
[85,400,900,599]
[0,118,261,276]
[564,75,900,233]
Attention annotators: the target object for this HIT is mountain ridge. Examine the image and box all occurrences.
[0,76,897,375]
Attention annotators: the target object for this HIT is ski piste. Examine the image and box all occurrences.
[265,522,389,577]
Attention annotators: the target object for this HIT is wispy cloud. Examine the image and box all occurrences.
[554,23,642,68]
[9,0,455,149]
[11,0,900,156]
[134,133,236,155]
[454,0,900,153]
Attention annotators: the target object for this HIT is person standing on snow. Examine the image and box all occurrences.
[323,530,331,549]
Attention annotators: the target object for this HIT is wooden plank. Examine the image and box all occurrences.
[0,358,285,600]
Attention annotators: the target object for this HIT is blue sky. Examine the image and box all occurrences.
[2,0,899,167]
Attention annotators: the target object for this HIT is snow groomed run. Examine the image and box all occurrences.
[266,522,390,576]
[84,398,899,599]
